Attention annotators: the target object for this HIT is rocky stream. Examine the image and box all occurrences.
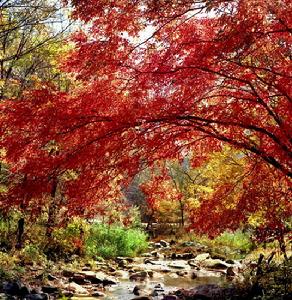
[0,240,255,300]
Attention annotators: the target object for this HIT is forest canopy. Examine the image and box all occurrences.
[0,0,291,241]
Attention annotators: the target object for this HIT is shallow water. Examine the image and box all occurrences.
[72,256,231,300]
[78,273,228,300]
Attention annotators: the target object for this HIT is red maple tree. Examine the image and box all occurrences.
[0,0,291,236]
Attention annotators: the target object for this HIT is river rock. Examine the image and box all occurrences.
[20,286,31,297]
[129,271,148,281]
[3,281,22,296]
[168,260,191,270]
[176,270,188,277]
[41,285,59,294]
[133,285,144,296]
[71,274,90,285]
[163,296,178,300]
[77,271,117,285]
[151,251,164,259]
[144,259,163,265]
[181,241,197,247]
[226,259,235,264]
[115,270,129,278]
[199,269,222,277]
[226,266,236,276]
[148,242,155,248]
[47,274,58,281]
[117,256,134,263]
[202,258,230,270]
[194,253,210,261]
[66,282,89,295]
[91,291,106,297]
[154,242,162,248]
[152,283,164,296]
[142,252,152,257]
[25,294,49,300]
[188,259,200,269]
[62,269,74,277]
[117,259,128,268]
[132,263,171,273]
[159,240,169,247]
[171,253,194,260]
[182,253,195,259]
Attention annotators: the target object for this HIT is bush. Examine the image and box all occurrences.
[45,217,90,259]
[19,244,47,265]
[0,210,22,250]
[214,230,254,253]
[86,223,148,259]
[0,251,24,280]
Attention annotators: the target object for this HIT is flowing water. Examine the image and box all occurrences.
[72,271,228,300]
[106,275,227,300]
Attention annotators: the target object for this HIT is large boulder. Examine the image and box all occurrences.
[168,260,191,270]
[202,259,230,270]
[65,282,89,296]
[72,270,118,286]
[194,253,210,262]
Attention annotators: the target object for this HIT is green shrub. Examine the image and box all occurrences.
[86,223,148,259]
[214,230,254,253]
[19,244,47,265]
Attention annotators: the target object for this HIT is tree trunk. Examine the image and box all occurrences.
[179,201,185,228]
[46,179,58,238]
[16,217,25,249]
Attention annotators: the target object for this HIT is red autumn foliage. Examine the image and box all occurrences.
[0,0,291,236]
[189,162,291,238]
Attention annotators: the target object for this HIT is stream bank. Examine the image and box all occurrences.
[1,239,289,300]
[0,240,292,300]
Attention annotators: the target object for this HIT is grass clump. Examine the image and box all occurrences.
[86,223,148,259]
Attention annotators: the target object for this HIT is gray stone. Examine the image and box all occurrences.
[226,266,236,276]
[91,291,106,297]
[3,281,21,296]
[129,271,148,281]
[25,294,48,300]
[159,240,169,247]
[163,296,178,300]
[41,286,59,294]
[168,260,190,270]
[65,282,89,295]
[203,258,230,270]
[194,253,210,261]
[133,285,143,296]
